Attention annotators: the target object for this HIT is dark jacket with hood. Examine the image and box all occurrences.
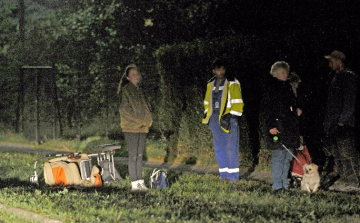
[323,68,358,136]
[261,77,300,150]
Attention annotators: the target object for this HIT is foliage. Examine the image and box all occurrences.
[145,138,167,162]
[2,0,360,168]
[155,36,258,164]
[1,151,360,222]
[0,131,29,144]
[0,0,264,140]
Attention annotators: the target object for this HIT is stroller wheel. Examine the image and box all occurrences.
[30,175,39,185]
[290,176,302,188]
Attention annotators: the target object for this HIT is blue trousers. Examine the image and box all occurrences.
[209,115,240,181]
[271,149,294,190]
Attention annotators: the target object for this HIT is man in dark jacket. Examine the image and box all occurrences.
[262,61,302,191]
[324,50,360,187]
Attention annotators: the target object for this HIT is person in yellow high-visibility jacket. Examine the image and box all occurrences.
[202,58,244,182]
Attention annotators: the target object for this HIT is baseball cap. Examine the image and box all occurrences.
[324,50,346,61]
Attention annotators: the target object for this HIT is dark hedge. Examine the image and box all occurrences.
[155,36,259,166]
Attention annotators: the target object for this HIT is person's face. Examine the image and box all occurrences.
[328,58,342,71]
[126,68,141,85]
[273,68,288,81]
[213,66,226,79]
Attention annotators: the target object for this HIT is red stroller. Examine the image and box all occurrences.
[290,144,312,187]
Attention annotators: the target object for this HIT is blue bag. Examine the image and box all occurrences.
[149,168,168,189]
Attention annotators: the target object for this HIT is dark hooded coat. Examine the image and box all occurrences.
[261,77,300,150]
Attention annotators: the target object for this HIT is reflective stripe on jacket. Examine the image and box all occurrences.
[202,78,244,133]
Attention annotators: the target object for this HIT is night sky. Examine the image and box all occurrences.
[209,0,360,165]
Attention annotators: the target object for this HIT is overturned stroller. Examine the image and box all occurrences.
[30,144,123,187]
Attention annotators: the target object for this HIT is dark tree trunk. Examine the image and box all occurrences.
[75,74,82,141]
[105,71,110,139]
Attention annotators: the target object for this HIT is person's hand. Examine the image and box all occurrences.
[297,108,303,117]
[269,128,280,135]
[336,123,346,133]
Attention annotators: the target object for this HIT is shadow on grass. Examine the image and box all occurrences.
[239,165,256,179]
[0,177,38,190]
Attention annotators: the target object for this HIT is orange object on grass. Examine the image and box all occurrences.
[52,166,68,186]
[94,173,102,187]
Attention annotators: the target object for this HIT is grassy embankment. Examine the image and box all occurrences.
[0,132,168,163]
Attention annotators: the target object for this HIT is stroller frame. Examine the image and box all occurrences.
[30,144,122,185]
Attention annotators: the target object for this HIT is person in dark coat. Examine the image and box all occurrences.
[261,61,302,191]
[323,50,360,187]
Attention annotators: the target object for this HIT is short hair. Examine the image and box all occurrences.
[212,58,226,69]
[270,61,290,76]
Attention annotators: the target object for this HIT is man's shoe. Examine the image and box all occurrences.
[273,188,286,194]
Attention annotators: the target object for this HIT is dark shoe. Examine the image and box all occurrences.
[290,176,302,188]
[329,175,359,190]
[273,188,286,194]
[224,178,234,183]
[341,174,360,187]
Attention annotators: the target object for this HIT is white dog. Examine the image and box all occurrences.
[301,163,320,193]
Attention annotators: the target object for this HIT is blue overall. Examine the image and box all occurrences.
[209,80,240,181]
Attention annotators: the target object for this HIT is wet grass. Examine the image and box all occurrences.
[1,151,360,222]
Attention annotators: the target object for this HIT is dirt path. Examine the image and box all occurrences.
[0,203,63,223]
[0,142,61,155]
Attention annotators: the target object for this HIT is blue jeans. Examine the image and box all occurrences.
[209,115,240,181]
[271,149,293,190]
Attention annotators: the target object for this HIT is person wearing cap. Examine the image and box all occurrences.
[118,64,153,191]
[323,50,360,187]
[261,61,302,192]
[202,58,244,182]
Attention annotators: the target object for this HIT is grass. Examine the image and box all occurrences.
[0,132,29,144]
[0,132,120,153]
[1,151,360,222]
[0,132,167,162]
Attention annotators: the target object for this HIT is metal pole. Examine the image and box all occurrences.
[16,0,25,133]
[35,70,40,144]
[16,68,25,133]
[52,70,57,140]
[52,106,56,140]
